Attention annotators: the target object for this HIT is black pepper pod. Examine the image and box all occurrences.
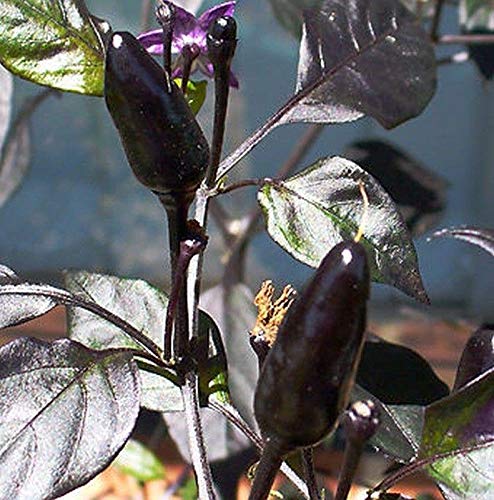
[254,241,370,455]
[104,32,210,206]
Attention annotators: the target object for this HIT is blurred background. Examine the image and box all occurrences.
[0,0,493,316]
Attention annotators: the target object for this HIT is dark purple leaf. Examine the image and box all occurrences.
[217,0,436,178]
[344,140,447,236]
[0,282,71,329]
[358,337,449,405]
[454,325,494,390]
[432,227,494,258]
[0,337,140,499]
[419,368,494,499]
[64,271,182,413]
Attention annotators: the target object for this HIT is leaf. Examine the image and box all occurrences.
[217,0,436,178]
[0,0,107,95]
[459,1,494,79]
[114,439,165,482]
[460,0,494,31]
[352,385,423,462]
[200,283,259,427]
[0,282,71,329]
[419,368,494,499]
[0,65,13,153]
[0,89,53,208]
[432,227,494,259]
[344,140,447,237]
[174,78,208,115]
[258,156,428,302]
[0,337,140,499]
[292,0,436,127]
[358,337,449,405]
[454,325,494,390]
[64,271,183,412]
[196,310,230,406]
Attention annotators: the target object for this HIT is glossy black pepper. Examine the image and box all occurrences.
[104,32,209,203]
[254,241,370,454]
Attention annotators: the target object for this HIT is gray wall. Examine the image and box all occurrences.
[0,0,492,316]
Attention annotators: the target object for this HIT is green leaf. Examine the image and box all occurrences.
[0,65,13,153]
[419,368,494,499]
[0,337,140,499]
[0,0,108,95]
[114,439,165,482]
[64,271,183,412]
[197,310,230,406]
[460,0,494,29]
[174,78,207,115]
[178,476,198,500]
[258,156,428,303]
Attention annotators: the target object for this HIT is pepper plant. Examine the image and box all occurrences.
[0,0,493,499]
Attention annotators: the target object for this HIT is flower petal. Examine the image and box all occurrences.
[137,29,165,55]
[198,1,236,32]
[173,3,200,41]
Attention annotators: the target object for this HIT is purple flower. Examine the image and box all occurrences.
[138,1,238,88]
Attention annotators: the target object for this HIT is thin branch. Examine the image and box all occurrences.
[209,399,310,499]
[217,178,265,196]
[430,0,445,42]
[182,371,216,499]
[372,440,494,495]
[439,34,494,44]
[222,124,324,273]
[302,448,321,500]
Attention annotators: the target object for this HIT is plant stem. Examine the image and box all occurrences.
[206,59,233,188]
[249,440,283,500]
[156,0,175,75]
[180,45,199,93]
[302,448,320,500]
[430,0,445,42]
[161,196,190,360]
[217,178,265,196]
[208,400,310,499]
[334,440,363,500]
[439,34,494,44]
[182,371,216,499]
